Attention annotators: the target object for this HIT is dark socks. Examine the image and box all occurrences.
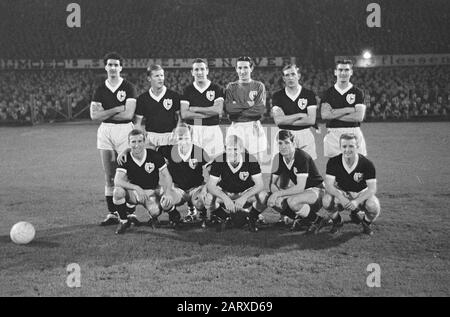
[127,205,136,214]
[115,203,128,221]
[106,196,115,213]
[212,206,229,221]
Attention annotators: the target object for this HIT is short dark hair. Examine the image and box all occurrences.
[277,130,295,142]
[236,56,254,68]
[147,64,164,77]
[192,58,208,68]
[103,52,123,66]
[128,129,145,142]
[282,64,300,75]
[335,59,354,69]
[339,133,358,144]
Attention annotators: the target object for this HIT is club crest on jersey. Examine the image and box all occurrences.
[206,90,215,101]
[144,162,155,174]
[163,99,173,110]
[249,91,258,101]
[346,93,356,104]
[117,90,126,102]
[353,172,363,183]
[297,98,308,110]
[189,158,198,169]
[239,171,250,181]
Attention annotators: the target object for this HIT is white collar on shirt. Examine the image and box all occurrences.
[105,77,124,93]
[193,80,211,94]
[285,85,302,102]
[342,154,359,174]
[282,153,295,171]
[149,86,167,102]
[131,149,147,167]
[227,154,243,174]
[178,144,193,162]
[334,83,353,95]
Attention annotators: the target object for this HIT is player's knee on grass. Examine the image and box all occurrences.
[113,187,126,201]
[364,196,380,222]
[159,194,174,212]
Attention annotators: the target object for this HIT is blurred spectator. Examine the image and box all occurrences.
[1,66,449,124]
[0,0,448,62]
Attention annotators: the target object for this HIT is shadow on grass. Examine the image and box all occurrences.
[136,224,361,251]
[0,221,362,272]
[0,235,59,248]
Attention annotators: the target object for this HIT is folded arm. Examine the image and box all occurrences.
[321,103,355,120]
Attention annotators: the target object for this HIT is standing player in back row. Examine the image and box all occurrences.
[225,56,267,159]
[135,64,181,156]
[90,52,137,226]
[321,60,367,157]
[271,64,319,160]
[180,58,225,159]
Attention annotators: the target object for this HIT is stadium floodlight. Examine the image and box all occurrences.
[362,50,372,59]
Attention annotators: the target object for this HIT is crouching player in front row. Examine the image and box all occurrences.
[161,124,211,227]
[315,133,380,235]
[113,129,178,234]
[206,135,266,232]
[262,130,324,232]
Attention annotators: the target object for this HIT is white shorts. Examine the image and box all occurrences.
[205,187,261,211]
[323,127,367,157]
[189,125,224,159]
[273,128,317,160]
[97,122,133,153]
[146,131,175,148]
[226,121,267,155]
[268,186,324,211]
[128,188,163,205]
[171,184,207,206]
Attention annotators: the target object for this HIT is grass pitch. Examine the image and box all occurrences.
[0,122,449,296]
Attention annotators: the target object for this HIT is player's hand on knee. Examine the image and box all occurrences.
[346,200,358,211]
[223,196,236,213]
[234,197,247,211]
[134,188,146,204]
[160,195,173,211]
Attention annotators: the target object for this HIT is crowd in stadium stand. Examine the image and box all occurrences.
[1,66,449,124]
[1,0,449,62]
[1,0,449,123]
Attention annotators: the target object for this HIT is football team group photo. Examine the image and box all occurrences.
[92,54,380,238]
[1,0,449,298]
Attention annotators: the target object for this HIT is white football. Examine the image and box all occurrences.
[10,221,35,245]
